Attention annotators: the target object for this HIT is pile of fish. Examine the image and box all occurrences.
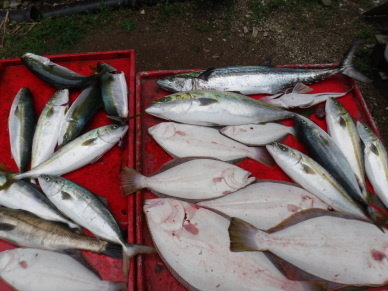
[121,42,388,290]
[0,53,155,290]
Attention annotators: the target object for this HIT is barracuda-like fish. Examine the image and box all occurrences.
[145,198,321,291]
[266,143,367,219]
[325,98,367,199]
[8,87,36,172]
[145,90,293,126]
[198,181,330,230]
[13,124,128,180]
[38,175,152,274]
[220,123,295,146]
[357,122,388,209]
[0,171,78,229]
[260,83,351,109]
[100,70,128,119]
[121,158,255,200]
[156,43,371,94]
[31,89,69,168]
[22,53,98,89]
[0,248,125,291]
[229,210,388,285]
[148,122,274,166]
[58,83,102,147]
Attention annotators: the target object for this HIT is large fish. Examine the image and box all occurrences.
[121,158,255,200]
[197,181,330,230]
[22,53,98,89]
[31,89,69,168]
[266,143,367,219]
[148,122,274,166]
[13,124,128,180]
[58,83,102,147]
[145,90,293,126]
[8,87,36,172]
[229,210,388,286]
[357,122,388,209]
[0,248,125,291]
[144,198,321,291]
[0,171,78,229]
[156,42,371,94]
[220,122,295,146]
[38,175,151,274]
[325,98,367,199]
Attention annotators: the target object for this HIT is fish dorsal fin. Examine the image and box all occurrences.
[267,209,366,233]
[197,68,215,81]
[292,82,313,94]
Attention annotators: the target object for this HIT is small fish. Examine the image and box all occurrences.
[357,122,388,209]
[145,198,321,291]
[121,158,255,200]
[22,53,98,89]
[31,89,69,168]
[156,42,371,94]
[260,83,351,108]
[220,123,295,146]
[148,122,274,166]
[229,210,388,285]
[8,87,36,172]
[0,248,126,291]
[58,83,102,147]
[146,90,293,126]
[14,124,128,180]
[198,181,330,230]
[100,70,128,119]
[266,143,367,219]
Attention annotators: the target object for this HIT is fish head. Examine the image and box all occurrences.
[148,122,177,139]
[38,175,65,197]
[220,125,254,139]
[266,142,301,165]
[21,53,50,66]
[156,76,193,92]
[357,122,378,145]
[0,249,20,272]
[97,124,129,144]
[145,93,193,119]
[221,167,255,192]
[325,97,347,116]
[50,89,69,106]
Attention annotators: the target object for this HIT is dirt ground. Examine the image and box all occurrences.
[58,0,388,142]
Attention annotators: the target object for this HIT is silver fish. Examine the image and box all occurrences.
[357,122,388,209]
[14,124,128,180]
[8,87,36,172]
[220,123,295,146]
[156,43,371,94]
[101,70,128,119]
[146,90,293,126]
[0,248,125,291]
[31,89,69,168]
[260,83,351,108]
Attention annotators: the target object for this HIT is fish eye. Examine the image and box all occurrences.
[45,176,50,182]
[112,124,119,129]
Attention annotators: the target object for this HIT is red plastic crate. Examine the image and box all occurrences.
[135,67,387,291]
[0,50,136,290]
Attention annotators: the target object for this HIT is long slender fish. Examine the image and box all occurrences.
[197,181,330,230]
[266,143,367,219]
[22,53,98,89]
[325,98,367,199]
[148,122,274,166]
[8,87,36,172]
[0,248,125,291]
[31,89,69,168]
[58,83,102,147]
[121,158,255,200]
[13,124,128,180]
[357,122,388,209]
[145,198,321,291]
[156,42,371,94]
[229,210,388,285]
[0,171,78,229]
[38,175,153,275]
[220,123,295,146]
[146,90,293,126]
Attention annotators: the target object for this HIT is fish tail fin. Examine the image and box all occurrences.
[121,243,155,276]
[120,167,146,195]
[228,217,262,252]
[0,172,17,190]
[248,147,275,167]
[340,40,372,83]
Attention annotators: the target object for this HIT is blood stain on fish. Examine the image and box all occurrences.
[213,177,223,183]
[175,131,186,136]
[371,250,386,261]
[287,204,300,212]
[18,261,28,269]
[183,223,199,235]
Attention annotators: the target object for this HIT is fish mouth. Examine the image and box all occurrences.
[98,125,128,144]
[156,79,176,92]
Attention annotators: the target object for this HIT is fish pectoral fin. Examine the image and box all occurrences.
[198,98,218,106]
[292,82,313,94]
[197,67,215,81]
[82,137,97,146]
[0,222,16,231]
